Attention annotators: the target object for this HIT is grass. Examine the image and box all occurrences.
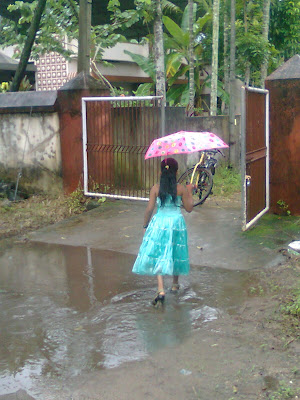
[212,164,241,197]
[269,381,299,400]
[243,213,300,249]
[0,195,71,239]
[0,189,106,240]
[281,286,300,318]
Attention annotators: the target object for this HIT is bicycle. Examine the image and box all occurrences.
[177,149,224,206]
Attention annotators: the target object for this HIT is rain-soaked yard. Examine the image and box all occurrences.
[0,199,299,399]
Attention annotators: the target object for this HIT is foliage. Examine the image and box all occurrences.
[0,76,32,92]
[0,82,10,93]
[211,164,241,196]
[277,199,291,216]
[66,187,88,214]
[123,4,215,109]
[234,0,269,85]
[110,86,130,96]
[281,287,300,318]
[269,381,297,400]
[1,0,300,99]
[269,0,300,61]
[66,186,106,214]
[0,0,78,59]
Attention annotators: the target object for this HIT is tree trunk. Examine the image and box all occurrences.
[9,0,47,92]
[223,0,230,114]
[228,0,236,166]
[153,0,166,106]
[245,62,250,86]
[78,0,92,74]
[188,0,195,116]
[243,0,250,86]
[260,0,271,88]
[210,0,220,116]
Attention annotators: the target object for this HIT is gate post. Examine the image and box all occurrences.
[57,72,110,194]
[265,55,300,215]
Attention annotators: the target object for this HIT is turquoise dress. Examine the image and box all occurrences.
[132,195,190,276]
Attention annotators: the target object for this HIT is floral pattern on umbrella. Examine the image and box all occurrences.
[145,131,229,159]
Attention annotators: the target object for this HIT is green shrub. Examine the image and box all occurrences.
[212,165,241,197]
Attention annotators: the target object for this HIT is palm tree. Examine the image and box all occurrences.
[228,0,236,166]
[188,0,195,116]
[78,0,92,74]
[154,0,166,105]
[260,0,271,88]
[222,0,230,114]
[210,0,220,115]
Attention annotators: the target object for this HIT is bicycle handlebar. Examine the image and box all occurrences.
[203,149,225,157]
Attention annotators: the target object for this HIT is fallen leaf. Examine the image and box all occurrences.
[74,326,83,331]
[122,226,133,230]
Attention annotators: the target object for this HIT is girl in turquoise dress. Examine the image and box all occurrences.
[132,158,194,307]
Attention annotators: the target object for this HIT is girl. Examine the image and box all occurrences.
[132,158,194,307]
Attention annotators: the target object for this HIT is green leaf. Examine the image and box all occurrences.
[124,50,155,81]
[166,53,185,76]
[133,82,154,96]
[163,16,190,47]
[195,12,212,33]
[166,84,187,105]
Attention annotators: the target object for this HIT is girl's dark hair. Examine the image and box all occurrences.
[158,158,178,206]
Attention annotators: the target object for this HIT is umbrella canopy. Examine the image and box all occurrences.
[145,131,229,160]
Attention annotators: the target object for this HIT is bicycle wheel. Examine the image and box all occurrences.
[178,167,213,206]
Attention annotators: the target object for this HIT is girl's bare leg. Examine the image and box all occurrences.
[171,275,180,291]
[157,275,165,294]
[152,275,165,306]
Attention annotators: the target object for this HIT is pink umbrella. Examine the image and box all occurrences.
[145,131,229,159]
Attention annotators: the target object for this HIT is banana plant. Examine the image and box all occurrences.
[124,3,216,110]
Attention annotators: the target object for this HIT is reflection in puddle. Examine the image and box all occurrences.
[0,242,253,398]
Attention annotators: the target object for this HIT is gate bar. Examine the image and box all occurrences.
[82,96,163,102]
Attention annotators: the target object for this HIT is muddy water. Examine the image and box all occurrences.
[0,242,254,398]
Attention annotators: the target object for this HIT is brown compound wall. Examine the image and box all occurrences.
[265,78,300,215]
[57,72,110,194]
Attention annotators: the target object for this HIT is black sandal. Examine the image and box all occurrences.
[170,284,180,293]
[152,291,165,307]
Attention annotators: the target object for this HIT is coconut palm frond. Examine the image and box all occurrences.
[161,0,182,14]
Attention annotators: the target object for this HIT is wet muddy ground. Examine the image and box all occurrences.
[0,199,299,399]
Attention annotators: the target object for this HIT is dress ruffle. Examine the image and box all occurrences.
[132,196,190,276]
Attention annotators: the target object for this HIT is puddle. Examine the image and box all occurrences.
[0,242,255,398]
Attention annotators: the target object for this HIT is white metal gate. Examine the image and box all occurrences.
[82,96,164,201]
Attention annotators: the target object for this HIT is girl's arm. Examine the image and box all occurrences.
[179,184,194,213]
[143,184,158,228]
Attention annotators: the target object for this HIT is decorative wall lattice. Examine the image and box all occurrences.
[36,52,68,91]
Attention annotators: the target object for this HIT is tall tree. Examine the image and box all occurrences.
[228,0,236,165]
[153,0,166,105]
[77,0,92,74]
[9,0,47,92]
[260,0,271,88]
[210,0,220,115]
[188,0,195,115]
[222,0,230,114]
[243,0,250,86]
